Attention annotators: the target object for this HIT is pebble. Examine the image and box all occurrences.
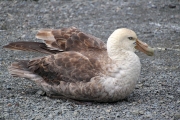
[139,110,144,115]
[168,4,176,8]
[9,94,15,97]
[7,103,12,107]
[176,88,180,93]
[174,113,180,120]
[176,100,180,104]
[106,109,112,113]
[145,111,153,118]
[73,111,78,116]
[6,85,11,90]
[36,90,46,96]
[166,95,174,99]
[131,109,140,115]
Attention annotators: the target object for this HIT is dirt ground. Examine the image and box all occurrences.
[0,0,180,120]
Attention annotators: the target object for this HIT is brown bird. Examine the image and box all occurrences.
[3,27,154,102]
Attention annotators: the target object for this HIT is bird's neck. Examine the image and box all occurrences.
[107,39,126,61]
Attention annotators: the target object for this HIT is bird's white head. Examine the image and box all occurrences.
[107,28,154,59]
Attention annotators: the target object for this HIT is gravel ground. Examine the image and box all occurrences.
[0,0,180,120]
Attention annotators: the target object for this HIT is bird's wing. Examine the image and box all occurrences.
[26,51,103,85]
[3,27,106,54]
[36,26,107,52]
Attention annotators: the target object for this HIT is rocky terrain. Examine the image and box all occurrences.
[0,0,179,119]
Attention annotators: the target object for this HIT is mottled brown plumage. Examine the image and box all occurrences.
[4,27,154,102]
[36,27,106,53]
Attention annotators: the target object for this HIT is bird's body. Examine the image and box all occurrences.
[4,27,154,102]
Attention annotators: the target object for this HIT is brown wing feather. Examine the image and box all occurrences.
[27,51,102,85]
[3,41,60,54]
[36,27,107,52]
[4,27,106,55]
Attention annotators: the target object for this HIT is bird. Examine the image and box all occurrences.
[3,27,154,102]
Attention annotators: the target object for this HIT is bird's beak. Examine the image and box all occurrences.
[135,39,154,56]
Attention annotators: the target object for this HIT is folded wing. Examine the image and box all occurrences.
[4,27,106,54]
[9,52,102,85]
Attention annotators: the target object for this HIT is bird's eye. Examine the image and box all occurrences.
[128,37,134,40]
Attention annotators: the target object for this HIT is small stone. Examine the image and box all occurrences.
[15,103,19,107]
[138,100,143,103]
[116,113,120,118]
[176,100,180,104]
[48,114,53,118]
[6,85,11,90]
[136,84,143,89]
[56,100,62,103]
[106,109,111,113]
[9,94,14,97]
[145,111,152,118]
[162,113,166,116]
[174,113,180,120]
[74,111,78,116]
[166,95,174,99]
[176,88,180,93]
[36,90,46,96]
[143,83,150,87]
[139,110,144,115]
[151,4,157,8]
[132,109,139,115]
[3,113,9,117]
[7,103,12,107]
[159,100,164,103]
[168,4,176,9]
[19,96,23,99]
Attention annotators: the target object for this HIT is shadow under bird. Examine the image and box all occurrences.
[3,27,154,102]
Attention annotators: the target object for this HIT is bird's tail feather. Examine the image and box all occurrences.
[8,60,53,92]
[3,41,59,54]
[8,60,42,82]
